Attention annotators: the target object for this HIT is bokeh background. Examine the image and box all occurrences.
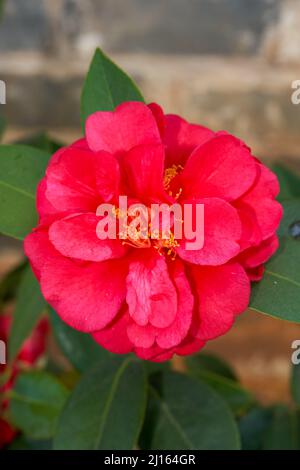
[1,0,300,404]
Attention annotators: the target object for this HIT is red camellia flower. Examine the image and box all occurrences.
[0,313,49,448]
[24,102,282,362]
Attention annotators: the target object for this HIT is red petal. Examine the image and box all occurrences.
[134,334,205,362]
[86,102,161,154]
[70,138,89,150]
[127,322,156,349]
[246,265,265,281]
[241,164,282,240]
[134,344,175,362]
[148,102,165,137]
[92,308,133,355]
[45,147,120,213]
[95,152,120,202]
[49,213,126,262]
[127,260,194,349]
[40,257,128,332]
[37,178,66,226]
[163,114,214,166]
[177,134,257,201]
[239,234,279,269]
[175,335,206,357]
[155,260,194,348]
[0,419,17,448]
[234,201,262,252]
[126,251,177,328]
[0,314,10,343]
[18,318,49,365]
[191,262,250,340]
[24,228,61,279]
[45,148,100,212]
[177,198,241,265]
[121,144,165,202]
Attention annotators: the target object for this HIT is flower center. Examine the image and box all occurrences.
[153,230,179,260]
[163,164,183,199]
[113,205,178,259]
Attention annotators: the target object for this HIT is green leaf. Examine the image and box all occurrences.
[0,145,50,239]
[250,199,300,322]
[0,260,27,307]
[263,405,300,450]
[54,357,147,450]
[9,436,52,450]
[291,361,300,406]
[272,163,300,201]
[189,370,254,415]
[185,352,237,381]
[141,371,240,450]
[239,406,272,450]
[143,360,171,378]
[185,353,253,414]
[8,436,32,450]
[10,371,69,440]
[9,265,47,361]
[16,133,63,154]
[81,48,145,130]
[50,308,111,372]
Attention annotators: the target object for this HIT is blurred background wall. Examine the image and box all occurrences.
[1,0,300,160]
[0,0,300,403]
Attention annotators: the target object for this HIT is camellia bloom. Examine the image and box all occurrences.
[0,313,49,448]
[25,102,282,362]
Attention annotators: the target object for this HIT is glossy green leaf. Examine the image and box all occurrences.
[185,353,253,414]
[0,260,26,307]
[272,163,300,201]
[9,437,52,450]
[50,308,111,372]
[10,371,69,440]
[9,265,47,360]
[189,370,253,415]
[239,406,272,450]
[263,405,300,450]
[141,371,240,450]
[185,352,237,381]
[250,199,300,322]
[54,358,147,450]
[0,145,50,239]
[16,132,63,154]
[81,48,144,130]
[143,360,171,378]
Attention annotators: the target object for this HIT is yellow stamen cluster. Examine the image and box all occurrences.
[154,231,179,260]
[163,164,183,199]
[112,205,178,259]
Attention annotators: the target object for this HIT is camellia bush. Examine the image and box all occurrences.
[0,48,300,451]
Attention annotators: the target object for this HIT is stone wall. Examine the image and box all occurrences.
[0,0,300,160]
[0,0,281,56]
